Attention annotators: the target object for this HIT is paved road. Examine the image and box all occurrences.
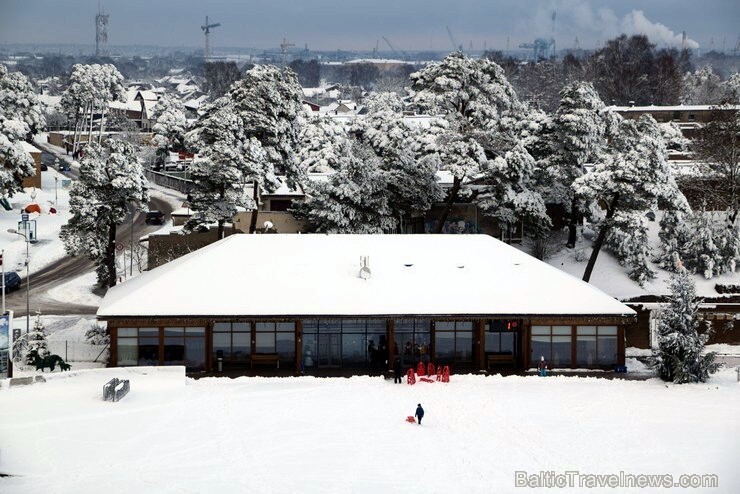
[4,153,174,317]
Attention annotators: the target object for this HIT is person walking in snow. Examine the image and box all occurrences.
[415,403,424,425]
[393,357,402,383]
[538,356,548,377]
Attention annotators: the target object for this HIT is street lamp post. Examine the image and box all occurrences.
[7,229,30,334]
[54,175,58,206]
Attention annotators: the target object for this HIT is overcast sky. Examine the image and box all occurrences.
[1,0,738,52]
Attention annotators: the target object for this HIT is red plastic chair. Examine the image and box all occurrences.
[427,362,435,376]
[406,368,416,385]
[417,362,426,376]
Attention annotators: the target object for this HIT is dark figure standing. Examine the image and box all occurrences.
[393,357,402,383]
[415,403,424,425]
[368,340,377,375]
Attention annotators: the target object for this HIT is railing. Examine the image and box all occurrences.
[145,169,193,194]
[103,378,130,402]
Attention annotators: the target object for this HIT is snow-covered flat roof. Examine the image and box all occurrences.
[19,141,41,154]
[98,234,634,318]
[608,104,740,112]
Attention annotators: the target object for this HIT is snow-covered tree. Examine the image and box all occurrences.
[228,65,304,232]
[293,141,395,233]
[478,143,552,241]
[720,73,740,104]
[355,92,442,222]
[659,122,690,153]
[650,269,720,383]
[151,94,187,169]
[61,139,149,287]
[659,207,740,279]
[25,315,49,365]
[681,66,724,105]
[298,115,348,173]
[0,65,45,134]
[411,52,521,232]
[85,322,110,346]
[575,115,687,285]
[692,104,739,225]
[546,82,612,247]
[185,100,272,239]
[61,64,125,152]
[0,117,35,198]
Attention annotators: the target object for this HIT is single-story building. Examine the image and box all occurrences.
[20,141,42,189]
[97,234,635,376]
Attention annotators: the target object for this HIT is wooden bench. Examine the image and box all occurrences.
[250,354,280,369]
[487,354,515,369]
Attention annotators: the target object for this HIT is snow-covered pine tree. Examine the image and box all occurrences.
[651,268,720,383]
[297,115,348,173]
[411,52,521,232]
[151,94,187,169]
[60,139,149,287]
[478,143,551,242]
[61,63,125,153]
[292,140,395,233]
[25,315,49,365]
[228,65,304,232]
[355,92,442,224]
[663,207,740,279]
[0,65,46,134]
[0,116,35,199]
[546,82,611,247]
[185,99,272,239]
[575,115,687,285]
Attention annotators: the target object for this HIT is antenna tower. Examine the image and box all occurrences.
[201,16,221,62]
[95,4,109,57]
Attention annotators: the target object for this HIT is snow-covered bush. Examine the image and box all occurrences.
[604,210,655,285]
[650,269,720,384]
[85,322,110,346]
[25,315,49,365]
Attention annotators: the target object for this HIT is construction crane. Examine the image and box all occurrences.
[280,38,295,66]
[446,26,462,53]
[201,16,221,62]
[382,36,407,60]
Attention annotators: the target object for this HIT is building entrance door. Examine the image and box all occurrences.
[318,333,341,367]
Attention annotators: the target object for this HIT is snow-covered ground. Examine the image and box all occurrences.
[0,367,737,493]
[533,220,739,300]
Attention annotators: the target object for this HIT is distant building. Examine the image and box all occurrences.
[20,141,42,189]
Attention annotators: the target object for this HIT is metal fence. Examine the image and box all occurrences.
[145,169,193,194]
[46,340,109,363]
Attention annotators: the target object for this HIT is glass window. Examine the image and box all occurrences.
[342,333,365,365]
[551,335,571,368]
[276,332,295,363]
[255,332,275,353]
[213,332,231,360]
[342,319,365,333]
[436,321,455,331]
[213,322,230,332]
[256,322,275,332]
[233,332,251,360]
[137,327,159,366]
[576,334,597,367]
[455,330,473,362]
[434,331,454,361]
[163,327,185,365]
[319,319,341,333]
[576,326,619,368]
[276,322,295,332]
[117,337,137,366]
[118,327,137,337]
[530,334,550,367]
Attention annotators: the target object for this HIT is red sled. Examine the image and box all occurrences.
[406,416,416,423]
[419,377,434,383]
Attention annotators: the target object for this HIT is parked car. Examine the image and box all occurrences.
[40,163,48,171]
[59,162,71,172]
[1,272,21,292]
[145,210,165,225]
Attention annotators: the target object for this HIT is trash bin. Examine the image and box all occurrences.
[216,350,223,372]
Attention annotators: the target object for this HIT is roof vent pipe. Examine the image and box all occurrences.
[359,256,371,280]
